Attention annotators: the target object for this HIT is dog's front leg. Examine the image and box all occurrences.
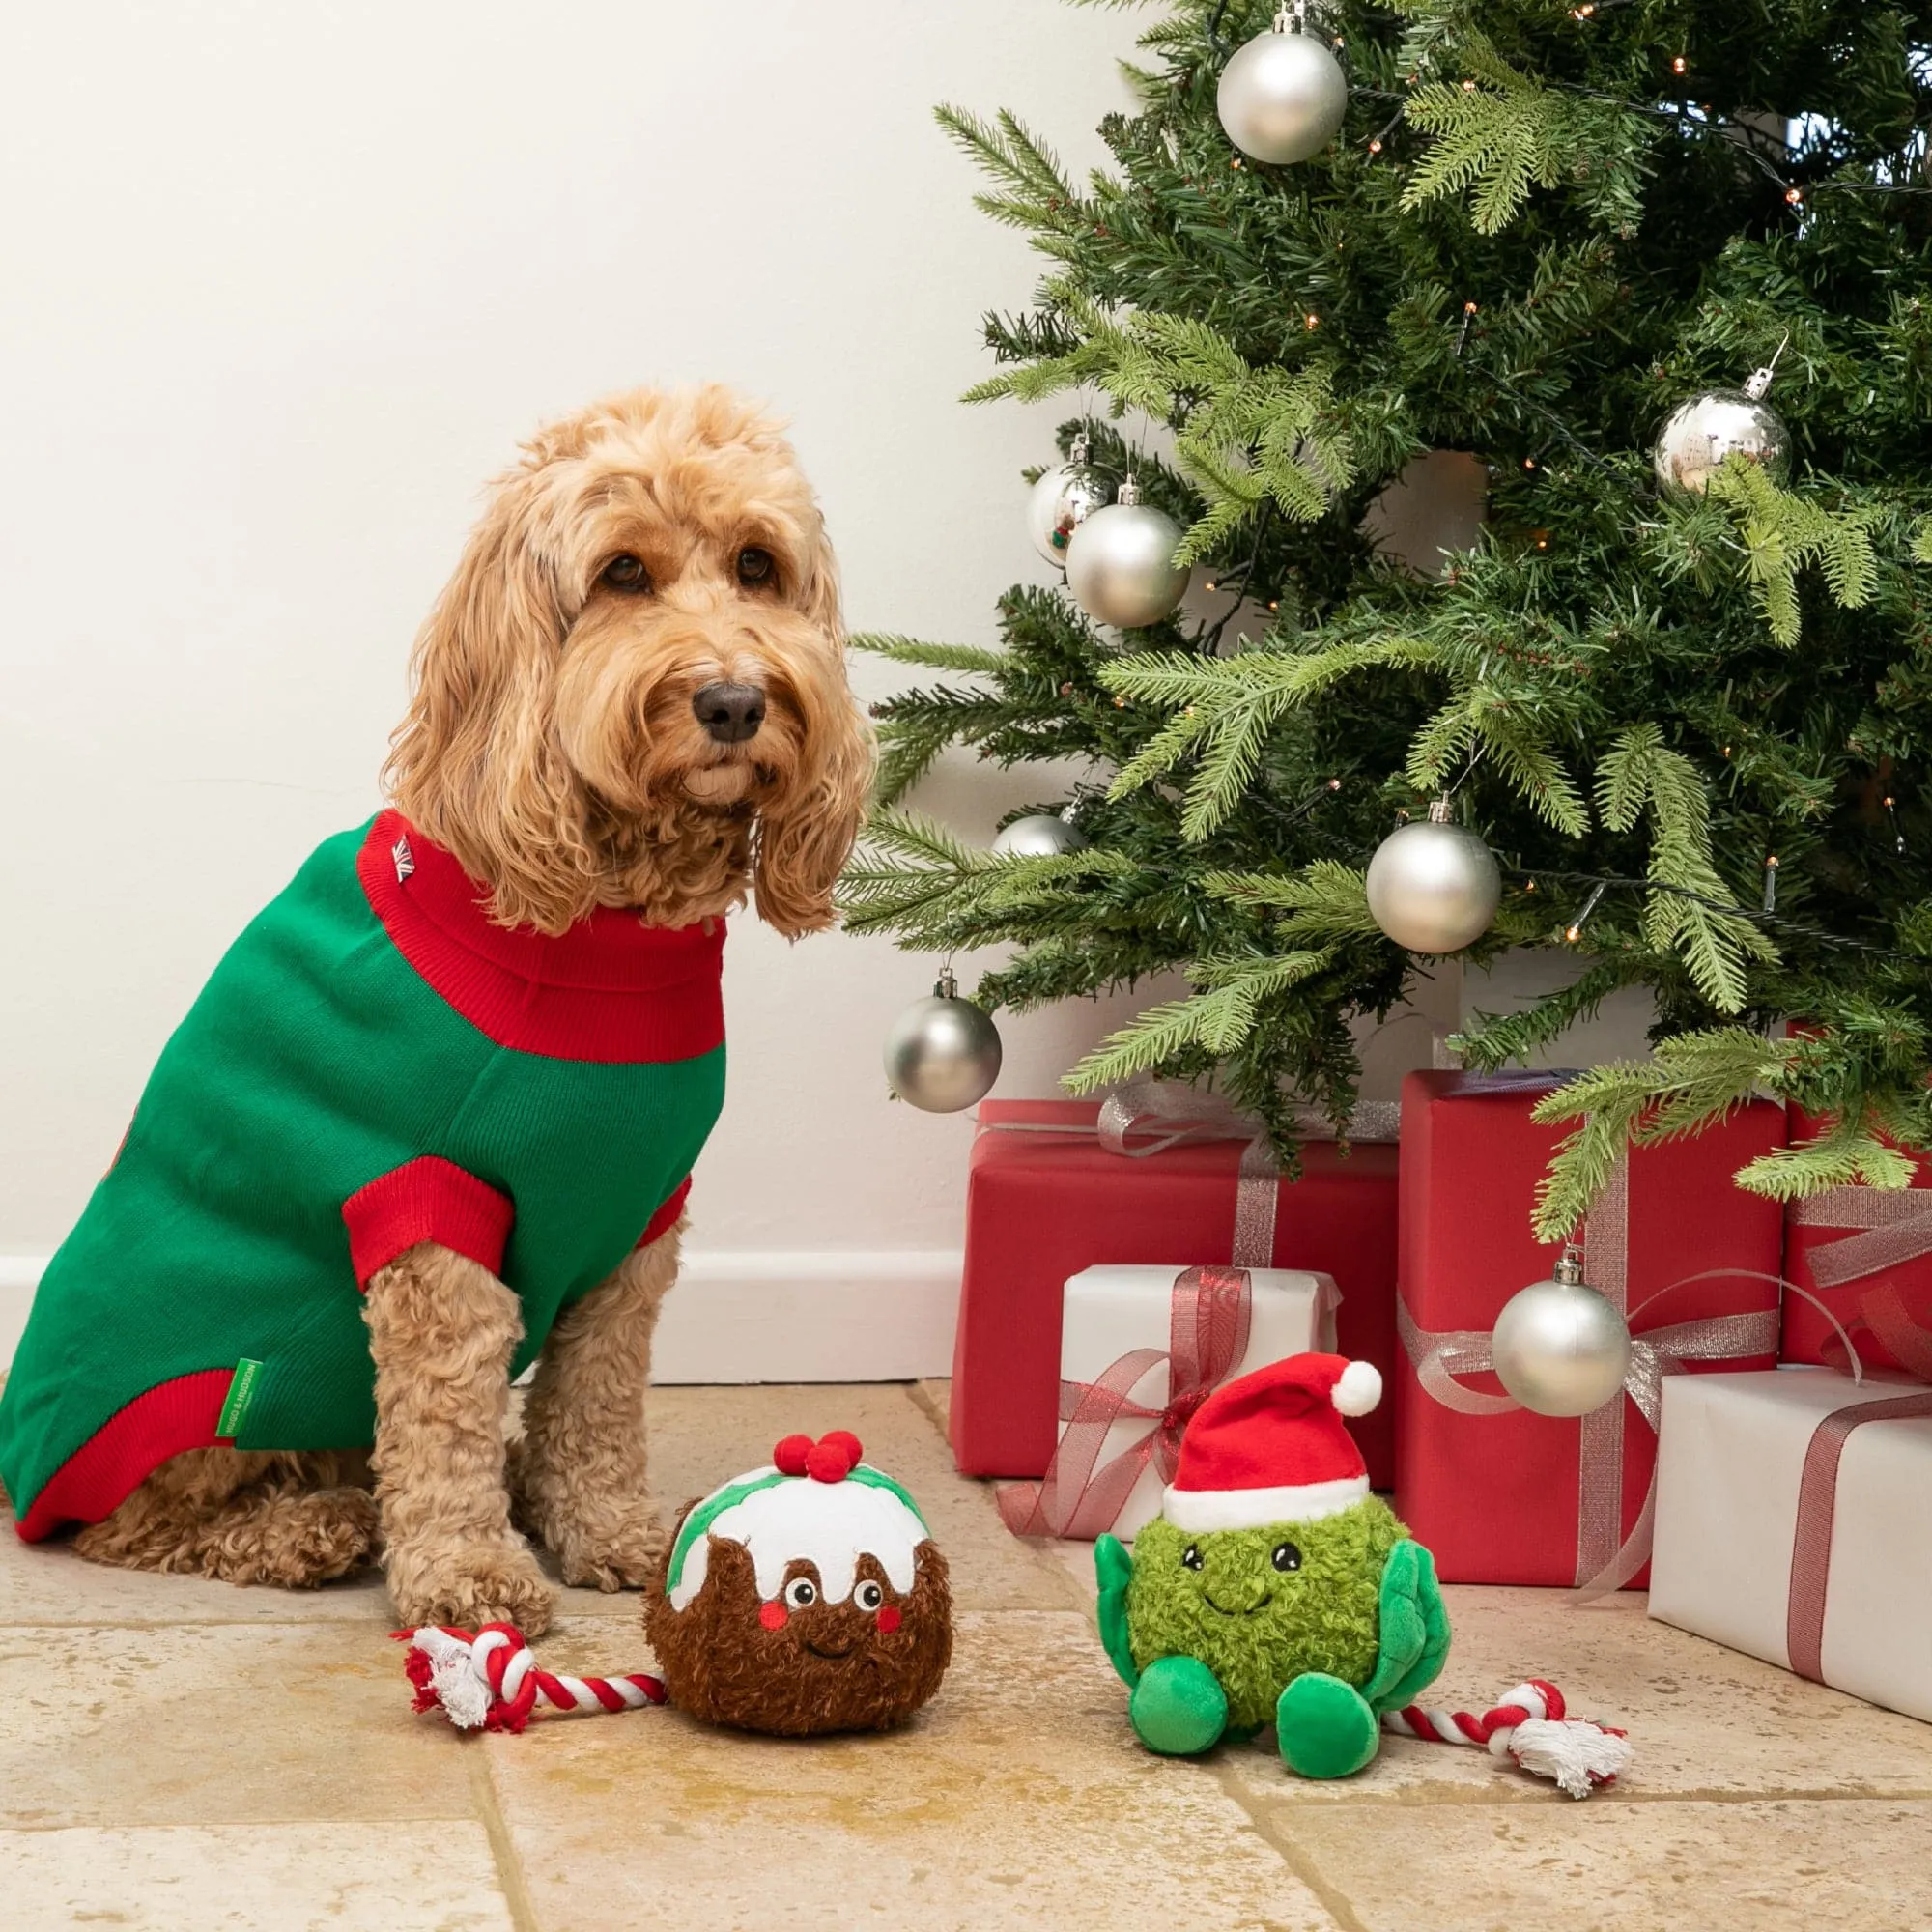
[510,1220,680,1590]
[363,1240,557,1636]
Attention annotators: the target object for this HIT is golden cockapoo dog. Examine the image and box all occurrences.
[0,387,868,1636]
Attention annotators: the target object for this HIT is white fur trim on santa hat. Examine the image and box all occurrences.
[1333,1360,1382,1417]
[1162,1472,1370,1534]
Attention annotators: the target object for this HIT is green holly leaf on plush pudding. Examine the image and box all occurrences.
[1094,1353,1448,1779]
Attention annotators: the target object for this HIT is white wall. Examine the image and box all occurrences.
[0,2,1457,1373]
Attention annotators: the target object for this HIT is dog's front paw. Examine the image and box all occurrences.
[385,1533,557,1638]
[521,1489,669,1593]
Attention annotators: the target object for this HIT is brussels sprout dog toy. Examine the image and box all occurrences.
[399,1431,952,1738]
[1094,1354,1632,1797]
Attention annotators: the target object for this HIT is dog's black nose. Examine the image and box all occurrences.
[692,681,767,745]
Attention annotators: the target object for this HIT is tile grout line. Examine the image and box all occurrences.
[1208,1758,1372,1932]
[468,1747,544,1932]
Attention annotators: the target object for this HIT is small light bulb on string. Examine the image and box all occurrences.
[1672,56,1688,75]
[1368,137,1383,155]
[1762,854,1779,913]
[1785,186,1804,207]
[1532,528,1551,552]
[1565,881,1608,945]
[1456,301,1479,355]
[1523,456,1539,472]
[1304,312,1321,331]
[1462,78,1477,92]
[1887,795,1906,855]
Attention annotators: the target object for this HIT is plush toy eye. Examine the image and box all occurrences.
[783,1576,819,1609]
[1181,1544,1204,1572]
[854,1579,884,1611]
[1271,1541,1302,1574]
[602,554,649,591]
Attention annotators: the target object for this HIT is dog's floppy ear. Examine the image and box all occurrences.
[385,461,596,932]
[753,526,873,938]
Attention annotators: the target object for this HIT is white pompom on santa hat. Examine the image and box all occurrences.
[1163,1351,1383,1534]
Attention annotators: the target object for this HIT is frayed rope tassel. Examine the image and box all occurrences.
[397,1624,667,1734]
[1382,1679,1631,1799]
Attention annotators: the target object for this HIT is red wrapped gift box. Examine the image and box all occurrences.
[954,1097,1400,1488]
[1396,1070,1787,1589]
[1780,1107,1932,1378]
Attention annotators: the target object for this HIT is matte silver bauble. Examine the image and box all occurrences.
[1652,387,1791,497]
[991,813,1089,859]
[1026,460,1102,568]
[1364,799,1501,953]
[1491,1251,1633,1418]
[1216,15,1350,165]
[883,970,1003,1113]
[1064,480,1189,629]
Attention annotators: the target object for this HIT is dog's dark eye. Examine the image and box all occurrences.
[1181,1544,1204,1572]
[602,554,650,591]
[736,546,775,586]
[1271,1541,1302,1574]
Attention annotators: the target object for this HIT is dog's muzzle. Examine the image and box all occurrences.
[693,681,766,745]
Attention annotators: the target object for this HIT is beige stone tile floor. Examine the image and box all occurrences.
[1,1380,1928,1931]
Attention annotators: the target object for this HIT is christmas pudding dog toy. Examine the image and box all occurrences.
[1095,1354,1632,1798]
[399,1431,952,1738]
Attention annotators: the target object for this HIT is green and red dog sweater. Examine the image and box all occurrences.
[0,810,726,1540]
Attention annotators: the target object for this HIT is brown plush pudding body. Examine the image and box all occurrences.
[646,1525,952,1736]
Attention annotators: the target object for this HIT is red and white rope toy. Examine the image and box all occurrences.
[1382,1679,1632,1799]
[398,1624,667,1735]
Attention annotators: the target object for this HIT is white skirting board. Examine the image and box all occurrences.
[0,1251,963,1385]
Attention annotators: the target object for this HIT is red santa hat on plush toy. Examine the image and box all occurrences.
[1162,1351,1383,1533]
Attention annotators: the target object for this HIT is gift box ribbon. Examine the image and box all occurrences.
[1398,1154,1784,1599]
[980,1077,1399,1270]
[1787,1385,1932,1684]
[997,1263,1339,1540]
[1787,1186,1932,1380]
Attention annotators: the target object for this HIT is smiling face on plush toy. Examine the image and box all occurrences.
[1125,1497,1406,1732]
[643,1432,952,1736]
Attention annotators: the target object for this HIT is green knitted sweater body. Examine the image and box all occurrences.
[0,810,726,1538]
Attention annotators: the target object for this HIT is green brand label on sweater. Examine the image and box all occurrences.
[216,1359,265,1439]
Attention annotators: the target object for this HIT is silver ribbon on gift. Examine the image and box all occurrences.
[1787,1185,1932,1290]
[981,1076,1398,1271]
[1397,1154,1785,1601]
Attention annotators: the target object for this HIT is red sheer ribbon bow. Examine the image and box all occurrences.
[998,1265,1252,1540]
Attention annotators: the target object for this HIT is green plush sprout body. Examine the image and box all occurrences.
[1094,1353,1449,1779]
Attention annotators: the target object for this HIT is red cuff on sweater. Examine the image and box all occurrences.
[342,1156,515,1288]
[635,1176,692,1249]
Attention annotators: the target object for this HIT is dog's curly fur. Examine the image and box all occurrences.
[65,386,869,1635]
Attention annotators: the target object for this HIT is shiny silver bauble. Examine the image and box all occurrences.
[1026,462,1103,568]
[1491,1255,1633,1417]
[1652,388,1792,497]
[1364,803,1501,953]
[1064,497,1189,630]
[883,972,1003,1113]
[991,813,1089,859]
[1216,22,1349,165]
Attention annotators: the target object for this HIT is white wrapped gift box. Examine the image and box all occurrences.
[1059,1264,1338,1543]
[1649,1368,1932,1723]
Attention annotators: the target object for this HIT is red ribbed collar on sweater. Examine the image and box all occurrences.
[356,810,726,1063]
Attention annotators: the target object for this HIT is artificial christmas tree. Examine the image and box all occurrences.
[840,0,1932,1233]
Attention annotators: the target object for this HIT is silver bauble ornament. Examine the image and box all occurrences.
[1364,798,1501,953]
[883,969,1003,1113]
[1064,477,1189,629]
[1027,434,1101,567]
[991,812,1089,859]
[1652,353,1792,497]
[1491,1249,1633,1418]
[1216,7,1350,165]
